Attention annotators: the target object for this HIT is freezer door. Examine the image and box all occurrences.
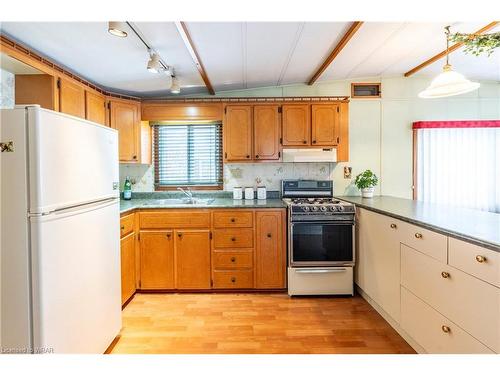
[30,199,121,353]
[27,107,119,214]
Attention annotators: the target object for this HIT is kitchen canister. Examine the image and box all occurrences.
[232,187,243,200]
[257,186,267,200]
[244,187,254,200]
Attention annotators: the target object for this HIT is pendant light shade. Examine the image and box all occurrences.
[418,64,480,98]
[419,26,480,99]
[170,76,180,94]
[108,21,128,37]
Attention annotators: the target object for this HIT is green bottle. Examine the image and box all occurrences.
[123,176,132,200]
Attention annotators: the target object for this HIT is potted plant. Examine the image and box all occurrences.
[354,170,378,198]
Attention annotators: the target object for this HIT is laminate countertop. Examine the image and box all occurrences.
[120,198,288,215]
[336,195,500,252]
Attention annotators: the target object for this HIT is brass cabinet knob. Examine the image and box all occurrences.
[166,233,171,238]
[441,325,451,333]
[230,257,236,262]
[230,218,235,223]
[390,223,397,229]
[178,233,183,238]
[255,155,260,159]
[246,155,250,158]
[120,225,125,230]
[267,233,272,238]
[231,237,236,241]
[312,140,317,144]
[231,277,236,283]
[132,155,137,159]
[475,255,486,263]
[441,271,450,279]
[303,140,307,144]
[415,233,423,239]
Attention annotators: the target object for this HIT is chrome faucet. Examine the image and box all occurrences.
[177,187,194,202]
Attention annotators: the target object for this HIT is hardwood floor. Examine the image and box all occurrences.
[110,293,415,354]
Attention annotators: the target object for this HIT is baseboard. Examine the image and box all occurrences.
[356,285,425,354]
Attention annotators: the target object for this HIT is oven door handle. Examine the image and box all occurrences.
[295,268,347,274]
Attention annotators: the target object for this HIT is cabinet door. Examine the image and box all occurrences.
[255,210,285,289]
[224,105,253,161]
[175,230,211,289]
[110,100,139,162]
[140,231,174,289]
[282,104,310,146]
[120,232,136,305]
[253,105,280,160]
[85,91,106,126]
[59,78,86,119]
[311,104,339,146]
[356,208,401,322]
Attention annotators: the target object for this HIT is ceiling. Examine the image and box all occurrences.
[1,21,499,97]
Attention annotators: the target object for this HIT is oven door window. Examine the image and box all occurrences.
[292,222,353,263]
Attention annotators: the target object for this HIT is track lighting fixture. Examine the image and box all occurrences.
[147,51,161,73]
[170,75,181,94]
[108,22,128,37]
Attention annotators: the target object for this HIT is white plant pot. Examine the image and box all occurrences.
[361,187,375,198]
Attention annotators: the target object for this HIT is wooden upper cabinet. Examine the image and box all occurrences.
[58,78,86,118]
[15,74,57,110]
[120,232,136,305]
[109,99,140,163]
[311,104,339,146]
[253,105,280,160]
[85,91,106,126]
[224,105,253,161]
[140,231,175,289]
[175,230,211,289]
[255,210,285,289]
[282,104,310,146]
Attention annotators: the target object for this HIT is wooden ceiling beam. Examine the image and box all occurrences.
[307,21,364,85]
[404,21,499,77]
[175,21,215,95]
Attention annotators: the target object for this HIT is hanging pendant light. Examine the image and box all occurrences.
[419,26,480,99]
[170,75,181,94]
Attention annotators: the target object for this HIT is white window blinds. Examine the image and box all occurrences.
[153,123,223,188]
[416,127,500,213]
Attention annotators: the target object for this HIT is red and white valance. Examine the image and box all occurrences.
[413,120,500,129]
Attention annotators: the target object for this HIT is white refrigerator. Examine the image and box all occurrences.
[1,105,122,353]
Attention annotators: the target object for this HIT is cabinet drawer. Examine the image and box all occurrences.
[213,210,253,228]
[401,287,494,353]
[401,244,500,352]
[213,229,253,248]
[120,213,135,238]
[212,270,254,289]
[213,250,253,269]
[448,238,500,288]
[139,210,210,229]
[399,221,448,263]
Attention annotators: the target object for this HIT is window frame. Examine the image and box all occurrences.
[152,121,223,191]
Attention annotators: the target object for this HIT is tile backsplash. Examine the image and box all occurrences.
[0,68,15,109]
[119,162,335,193]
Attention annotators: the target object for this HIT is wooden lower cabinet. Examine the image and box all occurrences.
[255,210,286,289]
[120,232,136,305]
[140,231,175,289]
[175,230,211,289]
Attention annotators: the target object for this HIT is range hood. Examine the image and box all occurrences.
[282,148,337,163]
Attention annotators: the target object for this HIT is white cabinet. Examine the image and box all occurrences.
[356,208,402,322]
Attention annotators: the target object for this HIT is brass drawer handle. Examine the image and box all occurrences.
[441,271,450,279]
[390,223,397,229]
[231,277,236,283]
[415,233,423,239]
[230,257,236,262]
[231,237,236,242]
[230,218,236,223]
[267,233,272,238]
[475,255,486,263]
[441,325,451,333]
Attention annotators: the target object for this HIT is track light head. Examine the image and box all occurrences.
[147,53,161,73]
[170,76,181,94]
[108,21,128,37]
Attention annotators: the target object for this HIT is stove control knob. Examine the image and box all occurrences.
[311,206,319,212]
[302,206,310,212]
[337,206,345,212]
[320,206,328,212]
[329,206,337,212]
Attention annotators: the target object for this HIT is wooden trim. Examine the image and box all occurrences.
[307,21,364,85]
[412,129,418,200]
[351,82,381,98]
[404,21,499,77]
[175,21,215,95]
[143,97,350,104]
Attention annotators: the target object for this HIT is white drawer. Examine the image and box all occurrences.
[401,287,494,353]
[287,267,353,296]
[448,238,500,288]
[401,244,500,352]
[399,221,448,263]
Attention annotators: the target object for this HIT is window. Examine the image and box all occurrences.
[153,122,223,189]
[414,120,500,213]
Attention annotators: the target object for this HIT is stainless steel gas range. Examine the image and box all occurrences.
[282,180,355,296]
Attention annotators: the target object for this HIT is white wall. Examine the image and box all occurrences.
[120,76,500,197]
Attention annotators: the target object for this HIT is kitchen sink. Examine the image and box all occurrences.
[143,198,214,205]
